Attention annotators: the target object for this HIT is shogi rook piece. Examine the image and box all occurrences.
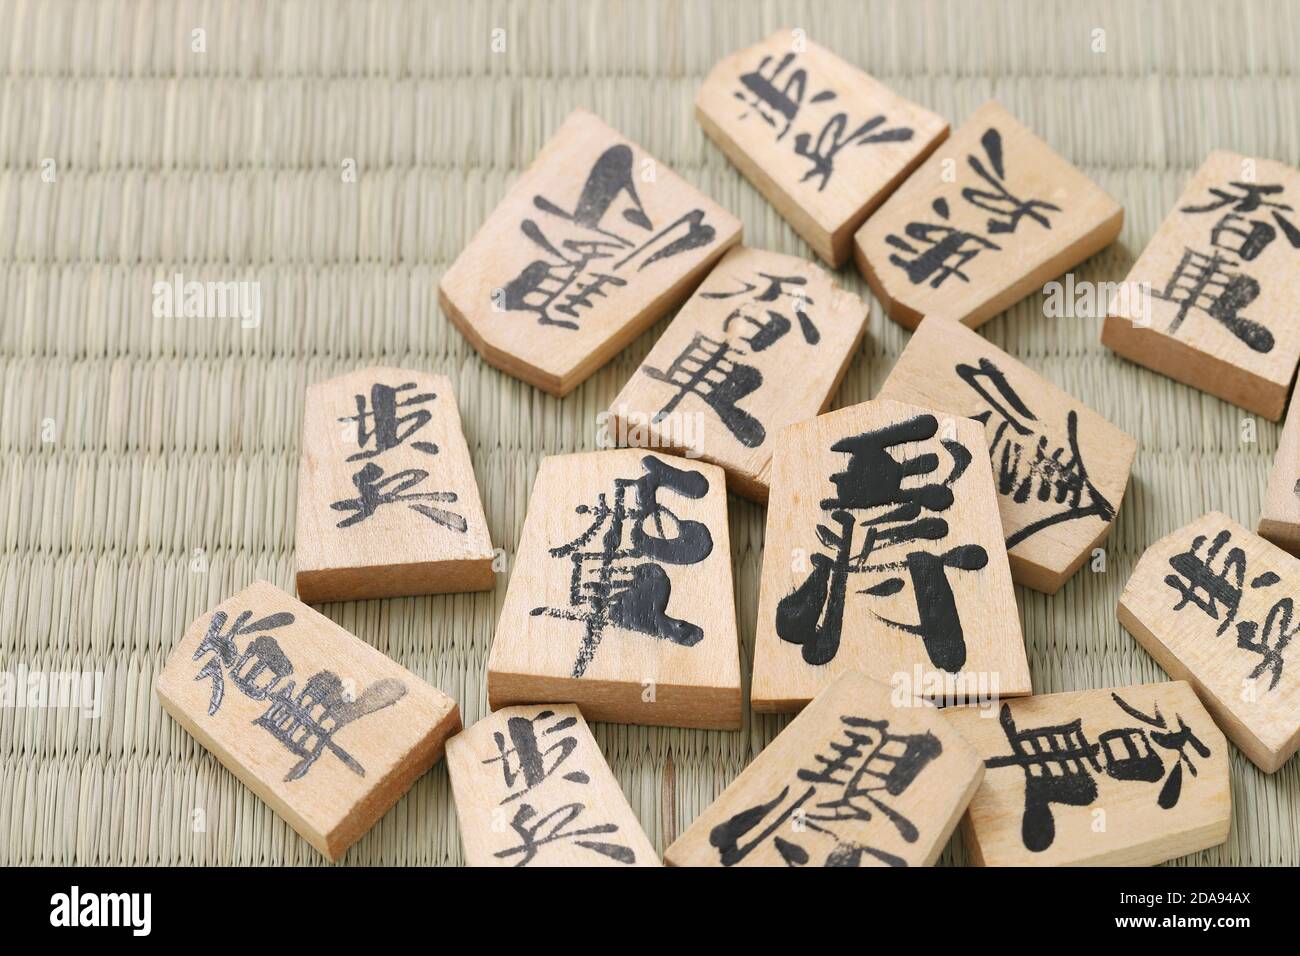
[664,670,984,866]
[1259,392,1300,555]
[947,681,1229,866]
[488,449,742,729]
[1119,511,1300,772]
[878,315,1136,593]
[155,581,461,860]
[447,704,658,867]
[608,245,868,501]
[439,108,742,396]
[855,100,1123,330]
[1103,151,1300,420]
[751,398,1030,713]
[295,367,495,603]
[696,29,947,267]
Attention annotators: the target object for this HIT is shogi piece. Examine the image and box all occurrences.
[665,670,983,867]
[1119,511,1300,772]
[1260,392,1300,555]
[155,580,461,861]
[854,100,1123,330]
[294,367,494,603]
[439,108,742,396]
[751,398,1030,713]
[607,245,869,502]
[947,681,1230,866]
[447,704,658,867]
[1102,151,1300,420]
[878,315,1136,593]
[487,449,742,729]
[696,30,947,267]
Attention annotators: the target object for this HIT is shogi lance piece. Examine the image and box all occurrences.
[1260,392,1300,555]
[877,315,1136,593]
[1102,151,1300,420]
[854,100,1123,330]
[607,245,869,502]
[447,704,658,867]
[155,580,461,861]
[439,108,742,396]
[294,367,495,603]
[695,29,947,267]
[1118,511,1300,772]
[664,670,984,866]
[946,681,1230,866]
[751,398,1030,713]
[487,449,742,729]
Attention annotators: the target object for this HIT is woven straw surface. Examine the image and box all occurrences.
[2,0,1299,866]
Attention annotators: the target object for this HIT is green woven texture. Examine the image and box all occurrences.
[2,0,1299,866]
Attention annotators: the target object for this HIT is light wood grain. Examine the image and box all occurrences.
[1260,390,1300,554]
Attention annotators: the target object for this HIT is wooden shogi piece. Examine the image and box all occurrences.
[664,670,984,866]
[946,681,1230,866]
[439,108,743,396]
[1259,391,1300,555]
[606,245,869,502]
[751,398,1030,713]
[854,100,1123,330]
[447,704,658,867]
[155,580,461,861]
[1102,151,1300,420]
[877,315,1136,593]
[294,367,495,603]
[1118,511,1300,772]
[487,449,742,729]
[695,29,947,267]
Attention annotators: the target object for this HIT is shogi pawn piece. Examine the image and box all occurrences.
[1260,391,1300,555]
[946,681,1230,866]
[447,704,658,867]
[696,29,948,267]
[294,367,495,603]
[487,449,742,729]
[155,580,461,861]
[439,108,743,396]
[854,100,1123,330]
[607,245,869,501]
[1118,511,1300,772]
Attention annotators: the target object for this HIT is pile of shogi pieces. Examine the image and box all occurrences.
[156,31,1300,867]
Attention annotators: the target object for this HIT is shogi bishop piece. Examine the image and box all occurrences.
[447,704,658,867]
[1119,511,1300,772]
[295,367,495,603]
[1259,390,1300,555]
[878,315,1136,593]
[696,29,947,267]
[607,245,869,502]
[487,449,742,729]
[854,100,1123,330]
[946,681,1230,866]
[439,108,742,396]
[1103,151,1300,420]
[751,398,1030,713]
[155,581,461,861]
[664,670,984,867]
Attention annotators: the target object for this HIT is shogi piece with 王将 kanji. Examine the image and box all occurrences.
[294,367,495,604]
[447,704,659,867]
[664,670,984,867]
[751,398,1031,713]
[946,681,1230,866]
[439,108,743,397]
[1102,151,1300,420]
[487,449,742,729]
[854,100,1123,330]
[1118,512,1300,773]
[695,29,948,267]
[155,580,461,861]
[1259,391,1300,555]
[607,245,869,502]
[877,315,1136,593]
